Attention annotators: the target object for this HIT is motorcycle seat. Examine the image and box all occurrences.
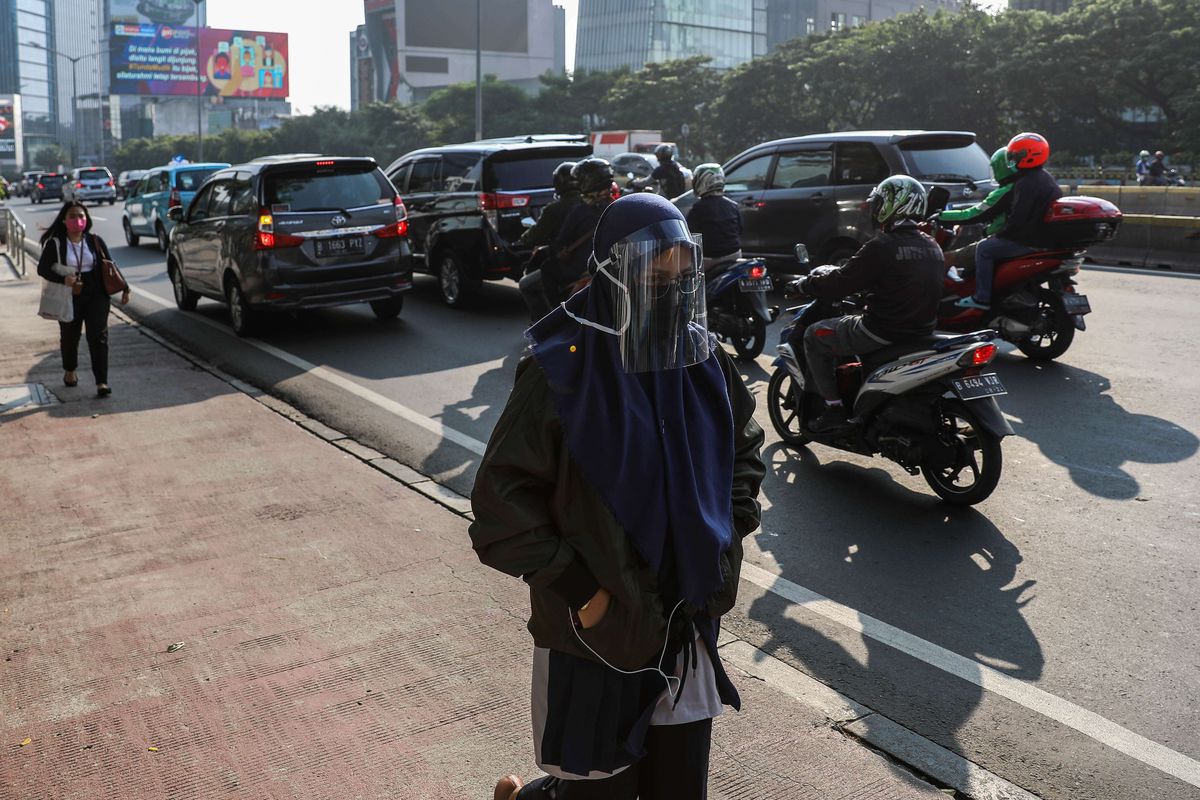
[859,334,951,371]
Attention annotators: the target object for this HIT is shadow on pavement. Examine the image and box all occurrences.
[999,358,1198,500]
[745,440,1044,789]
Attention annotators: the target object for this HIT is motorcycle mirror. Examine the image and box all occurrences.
[793,244,810,264]
[927,186,951,214]
[626,172,635,180]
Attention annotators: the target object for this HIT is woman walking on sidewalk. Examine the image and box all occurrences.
[37,201,129,397]
[470,194,765,799]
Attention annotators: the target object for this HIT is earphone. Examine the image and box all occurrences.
[570,597,687,700]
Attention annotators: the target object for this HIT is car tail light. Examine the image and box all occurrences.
[75,182,84,188]
[478,192,529,229]
[37,183,44,189]
[315,160,335,167]
[255,209,303,249]
[106,180,114,187]
[373,219,409,238]
[169,189,181,208]
[958,343,997,368]
[748,265,766,279]
[610,182,621,201]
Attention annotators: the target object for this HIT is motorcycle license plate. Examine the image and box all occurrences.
[951,373,1007,401]
[1061,293,1091,315]
[314,237,365,257]
[738,277,773,292]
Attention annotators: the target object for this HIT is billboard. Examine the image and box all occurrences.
[109,25,289,98]
[0,95,23,170]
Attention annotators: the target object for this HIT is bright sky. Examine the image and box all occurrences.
[207,0,1002,114]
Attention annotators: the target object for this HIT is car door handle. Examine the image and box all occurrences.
[741,198,766,209]
[809,193,826,201]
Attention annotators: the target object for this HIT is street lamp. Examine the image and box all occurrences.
[192,0,205,161]
[475,0,482,141]
[27,41,99,167]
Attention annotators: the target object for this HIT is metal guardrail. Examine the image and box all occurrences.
[1,206,29,277]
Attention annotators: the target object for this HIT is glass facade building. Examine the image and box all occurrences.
[0,0,58,163]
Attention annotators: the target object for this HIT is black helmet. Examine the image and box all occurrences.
[553,161,578,194]
[654,143,674,162]
[572,157,615,195]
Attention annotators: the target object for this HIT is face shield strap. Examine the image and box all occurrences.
[561,261,631,337]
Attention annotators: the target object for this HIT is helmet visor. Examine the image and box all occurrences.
[598,218,709,373]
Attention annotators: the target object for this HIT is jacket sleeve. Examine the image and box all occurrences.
[468,359,601,609]
[717,348,765,538]
[518,199,563,248]
[802,239,881,299]
[939,184,1012,225]
[36,240,64,283]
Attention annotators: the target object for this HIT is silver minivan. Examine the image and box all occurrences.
[63,166,117,205]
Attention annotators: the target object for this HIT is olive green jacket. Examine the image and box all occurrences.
[468,350,765,670]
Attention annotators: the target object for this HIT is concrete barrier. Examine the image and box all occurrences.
[1057,187,1200,273]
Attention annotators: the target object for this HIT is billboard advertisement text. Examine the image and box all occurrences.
[110,25,289,98]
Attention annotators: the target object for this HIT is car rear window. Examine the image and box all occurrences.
[41,174,63,185]
[175,168,221,191]
[900,141,991,182]
[264,166,393,211]
[486,154,584,191]
[79,169,110,180]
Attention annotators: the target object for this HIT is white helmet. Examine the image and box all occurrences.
[692,163,725,197]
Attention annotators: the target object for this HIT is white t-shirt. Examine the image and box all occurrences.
[63,238,96,273]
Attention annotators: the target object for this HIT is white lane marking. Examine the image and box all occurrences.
[126,281,1200,789]
[127,286,486,456]
[1086,264,1200,280]
[739,561,1200,789]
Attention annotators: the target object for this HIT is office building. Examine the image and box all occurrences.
[575,0,962,73]
[353,0,567,108]
[0,0,58,167]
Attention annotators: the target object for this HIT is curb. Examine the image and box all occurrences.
[103,304,1041,800]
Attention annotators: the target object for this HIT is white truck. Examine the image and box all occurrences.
[588,130,667,160]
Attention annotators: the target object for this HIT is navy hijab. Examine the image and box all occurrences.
[527,194,735,615]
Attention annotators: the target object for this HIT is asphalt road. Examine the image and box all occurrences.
[10,197,1200,799]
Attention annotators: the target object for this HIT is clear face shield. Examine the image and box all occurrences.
[572,219,710,373]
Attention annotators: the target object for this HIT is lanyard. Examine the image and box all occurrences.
[69,238,86,271]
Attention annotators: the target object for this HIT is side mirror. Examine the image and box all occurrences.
[793,244,810,264]
[167,206,183,222]
[926,186,951,214]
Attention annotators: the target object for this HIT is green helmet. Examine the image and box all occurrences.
[692,163,725,196]
[868,175,927,227]
[990,147,1017,185]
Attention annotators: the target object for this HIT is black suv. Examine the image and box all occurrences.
[30,172,65,204]
[674,131,997,271]
[165,155,414,336]
[383,139,592,306]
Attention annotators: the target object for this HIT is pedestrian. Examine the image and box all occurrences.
[36,201,129,397]
[470,193,766,799]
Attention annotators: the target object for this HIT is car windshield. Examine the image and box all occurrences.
[79,169,109,180]
[487,154,583,191]
[900,141,991,182]
[175,169,221,191]
[264,166,393,211]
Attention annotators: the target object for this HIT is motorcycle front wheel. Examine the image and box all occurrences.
[767,368,812,447]
[922,400,1003,506]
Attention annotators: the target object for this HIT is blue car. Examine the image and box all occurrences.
[122,162,230,251]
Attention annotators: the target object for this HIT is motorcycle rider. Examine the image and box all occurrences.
[549,157,616,302]
[1148,150,1168,185]
[937,147,1017,276]
[641,143,688,199]
[685,163,743,276]
[1135,150,1153,185]
[789,175,945,435]
[956,132,1062,311]
[519,161,582,321]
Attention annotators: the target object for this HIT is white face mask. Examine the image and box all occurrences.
[561,259,631,337]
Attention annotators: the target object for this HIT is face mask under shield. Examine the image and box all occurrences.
[583,219,709,373]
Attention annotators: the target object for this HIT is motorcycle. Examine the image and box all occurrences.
[1138,168,1186,187]
[766,246,1011,505]
[704,255,777,360]
[929,188,1122,361]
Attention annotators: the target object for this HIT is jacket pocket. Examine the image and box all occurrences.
[705,534,744,620]
[576,595,668,672]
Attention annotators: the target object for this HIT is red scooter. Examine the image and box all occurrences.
[926,191,1122,361]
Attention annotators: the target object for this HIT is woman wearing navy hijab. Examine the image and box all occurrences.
[470,193,766,799]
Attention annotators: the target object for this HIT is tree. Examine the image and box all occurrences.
[422,76,535,144]
[603,58,724,160]
[32,145,69,172]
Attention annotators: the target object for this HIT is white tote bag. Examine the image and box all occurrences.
[38,279,74,322]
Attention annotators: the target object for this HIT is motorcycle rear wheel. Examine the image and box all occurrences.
[767,368,812,446]
[1016,289,1075,361]
[732,317,768,360]
[922,400,1003,506]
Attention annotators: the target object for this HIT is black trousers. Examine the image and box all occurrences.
[518,718,713,800]
[59,289,111,384]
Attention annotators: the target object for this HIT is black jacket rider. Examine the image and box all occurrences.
[798,221,945,343]
[997,168,1062,248]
